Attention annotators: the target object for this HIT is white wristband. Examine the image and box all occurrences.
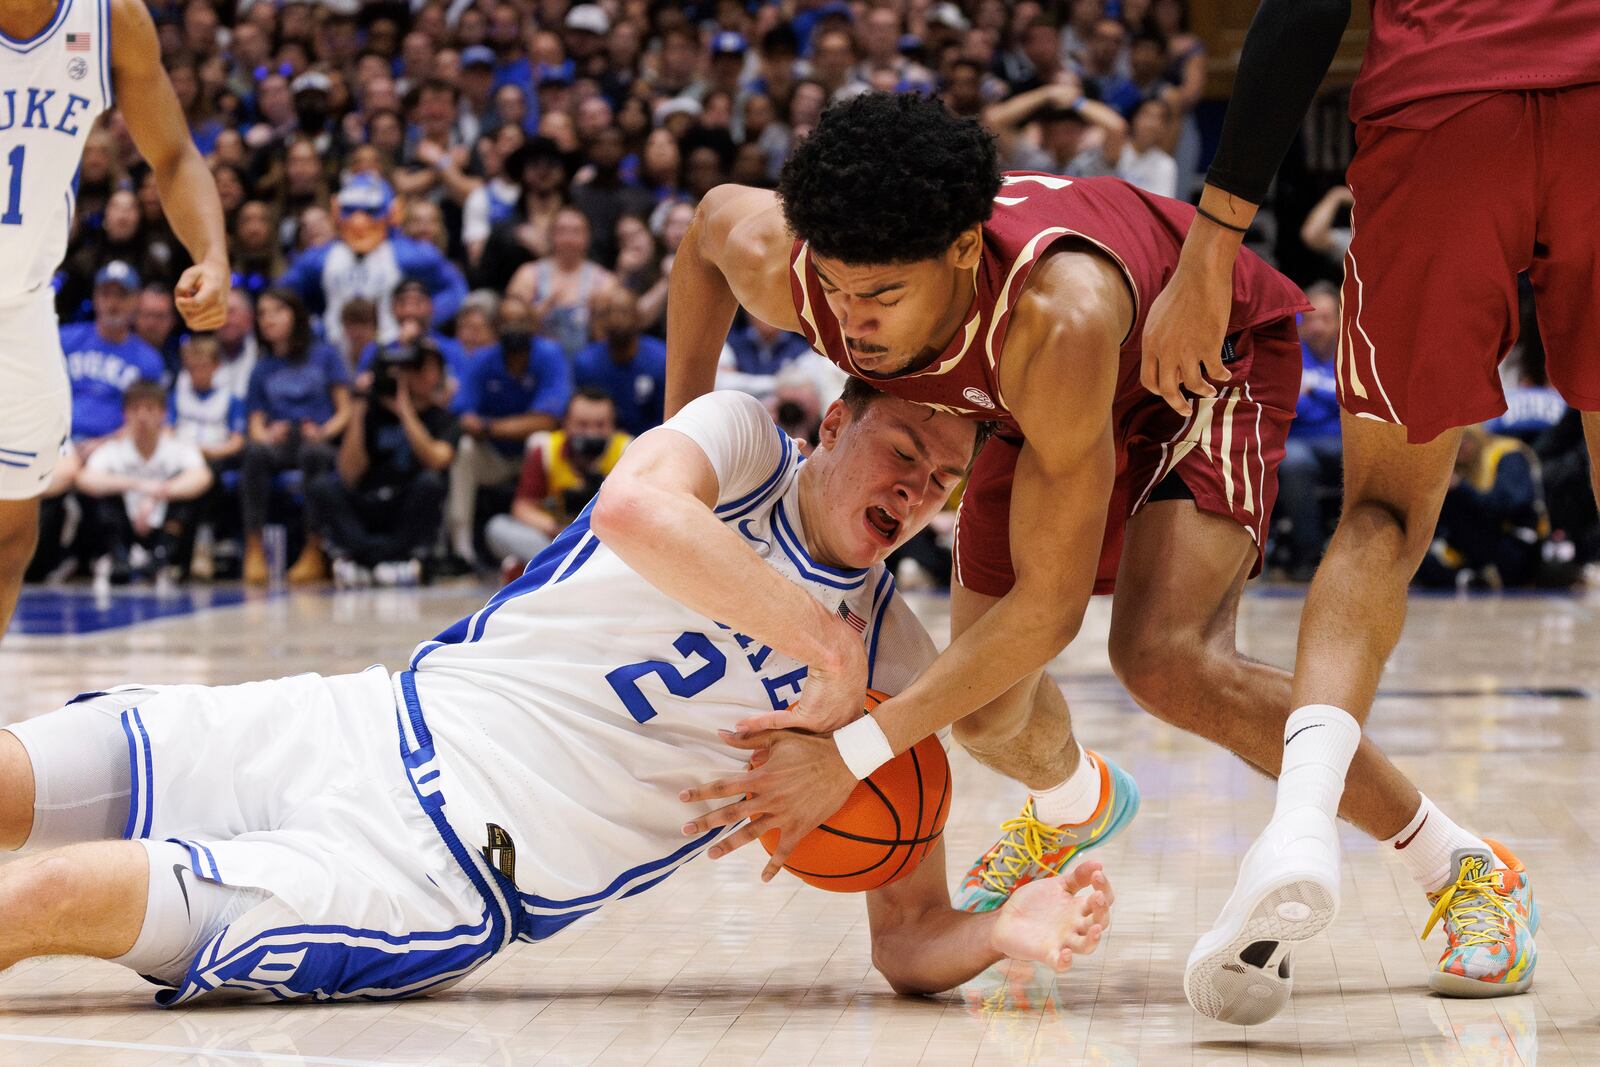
[834,713,894,780]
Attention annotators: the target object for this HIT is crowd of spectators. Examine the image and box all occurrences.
[24,0,1596,592]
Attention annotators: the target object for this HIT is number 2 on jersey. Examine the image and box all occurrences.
[1,145,25,226]
[606,631,727,723]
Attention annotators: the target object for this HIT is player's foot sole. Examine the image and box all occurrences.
[1184,874,1337,1026]
[1428,970,1534,998]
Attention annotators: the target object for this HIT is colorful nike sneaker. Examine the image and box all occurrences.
[1424,839,1539,997]
[953,751,1139,913]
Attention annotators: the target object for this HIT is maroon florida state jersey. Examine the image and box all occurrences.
[1351,0,1600,124]
[786,173,1308,434]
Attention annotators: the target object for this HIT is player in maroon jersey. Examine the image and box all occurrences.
[1142,0,1590,1025]
[664,93,1518,1006]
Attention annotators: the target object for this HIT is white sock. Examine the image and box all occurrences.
[1381,794,1496,893]
[1031,747,1102,826]
[1271,705,1360,823]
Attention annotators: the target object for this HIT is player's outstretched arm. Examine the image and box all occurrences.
[110,0,229,332]
[664,185,800,418]
[865,842,1114,996]
[865,255,1125,758]
[1140,0,1351,416]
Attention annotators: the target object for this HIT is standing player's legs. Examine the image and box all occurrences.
[948,582,1141,913]
[1197,92,1548,1020]
[0,294,72,638]
[1110,484,1501,1021]
[1526,82,1600,531]
[947,438,1141,914]
[0,498,41,636]
[1587,413,1600,508]
[946,584,1082,791]
[1108,498,1422,844]
[1288,418,1460,717]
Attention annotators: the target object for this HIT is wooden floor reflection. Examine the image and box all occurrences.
[0,582,1594,1066]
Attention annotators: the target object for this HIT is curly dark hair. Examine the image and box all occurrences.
[778,92,1001,265]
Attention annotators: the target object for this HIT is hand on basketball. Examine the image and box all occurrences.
[173,260,231,332]
[679,729,857,881]
[732,629,866,735]
[990,861,1115,972]
[1140,249,1233,417]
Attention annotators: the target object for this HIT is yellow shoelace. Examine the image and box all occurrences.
[976,805,1077,893]
[1422,867,1522,949]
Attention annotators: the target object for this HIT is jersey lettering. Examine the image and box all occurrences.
[23,88,53,129]
[66,349,150,390]
[0,0,110,298]
[718,623,810,711]
[761,665,807,711]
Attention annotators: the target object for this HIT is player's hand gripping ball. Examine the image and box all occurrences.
[760,690,951,892]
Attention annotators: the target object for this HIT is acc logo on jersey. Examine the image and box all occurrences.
[67,58,88,80]
[962,387,995,410]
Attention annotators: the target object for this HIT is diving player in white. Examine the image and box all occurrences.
[0,0,229,637]
[0,383,1113,1003]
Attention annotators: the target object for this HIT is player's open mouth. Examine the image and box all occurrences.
[865,505,901,544]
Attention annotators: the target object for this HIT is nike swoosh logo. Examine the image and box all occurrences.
[1394,812,1428,850]
[1284,722,1325,747]
[172,863,192,921]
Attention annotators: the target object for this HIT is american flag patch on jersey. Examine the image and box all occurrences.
[837,604,867,633]
[65,32,91,51]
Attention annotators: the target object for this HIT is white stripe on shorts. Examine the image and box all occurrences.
[1341,221,1400,422]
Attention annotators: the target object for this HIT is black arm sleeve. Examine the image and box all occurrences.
[1205,0,1353,205]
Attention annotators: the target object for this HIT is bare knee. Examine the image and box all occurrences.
[0,503,39,572]
[1109,622,1206,726]
[1334,496,1434,572]
[0,843,148,962]
[2,852,84,927]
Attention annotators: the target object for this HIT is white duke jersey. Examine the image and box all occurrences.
[405,391,937,940]
[0,0,112,300]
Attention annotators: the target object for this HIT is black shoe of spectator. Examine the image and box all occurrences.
[431,553,474,579]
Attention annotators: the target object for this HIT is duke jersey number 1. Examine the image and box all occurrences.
[0,0,112,301]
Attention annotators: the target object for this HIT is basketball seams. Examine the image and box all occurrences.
[860,774,903,844]
[875,741,929,889]
[922,747,952,870]
[813,824,945,847]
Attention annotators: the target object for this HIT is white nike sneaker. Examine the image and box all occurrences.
[1184,807,1341,1025]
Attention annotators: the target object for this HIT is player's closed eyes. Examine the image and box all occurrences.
[894,448,949,491]
[821,285,899,308]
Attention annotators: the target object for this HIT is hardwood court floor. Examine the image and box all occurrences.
[0,583,1595,1066]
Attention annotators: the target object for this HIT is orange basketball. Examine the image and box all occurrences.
[761,690,952,892]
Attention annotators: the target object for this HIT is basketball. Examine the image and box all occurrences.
[761,690,952,893]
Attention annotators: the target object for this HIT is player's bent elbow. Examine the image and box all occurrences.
[870,943,942,997]
[590,479,649,546]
